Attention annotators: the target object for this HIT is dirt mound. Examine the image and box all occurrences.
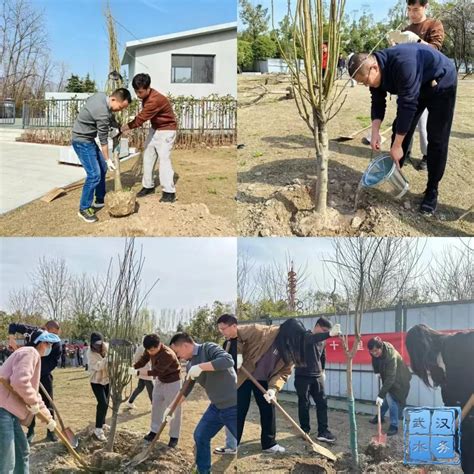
[30,426,194,473]
[364,442,391,463]
[238,182,371,236]
[95,198,235,236]
[291,460,335,473]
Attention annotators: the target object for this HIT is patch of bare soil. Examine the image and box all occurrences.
[237,75,474,237]
[0,147,236,237]
[30,426,193,473]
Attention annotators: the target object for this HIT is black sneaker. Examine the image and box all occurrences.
[417,155,428,171]
[160,192,176,203]
[420,188,438,215]
[91,201,105,211]
[46,430,58,442]
[78,208,98,223]
[369,416,385,425]
[26,428,35,444]
[137,187,156,198]
[168,437,179,448]
[387,425,398,436]
[316,430,336,443]
[143,431,156,442]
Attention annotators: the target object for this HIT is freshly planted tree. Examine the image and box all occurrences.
[97,238,159,451]
[103,3,137,217]
[325,237,424,467]
[273,0,347,219]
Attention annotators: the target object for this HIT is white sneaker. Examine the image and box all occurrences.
[213,446,237,455]
[94,428,106,441]
[125,401,136,410]
[102,424,110,430]
[262,444,285,454]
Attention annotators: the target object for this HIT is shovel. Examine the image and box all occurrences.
[240,366,337,461]
[370,403,387,446]
[0,378,88,469]
[335,124,372,142]
[126,378,191,468]
[39,381,78,448]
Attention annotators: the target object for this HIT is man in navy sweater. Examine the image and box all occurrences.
[8,320,61,442]
[349,44,457,215]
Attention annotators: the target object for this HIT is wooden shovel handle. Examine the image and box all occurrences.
[0,378,87,467]
[240,366,336,461]
[39,381,66,433]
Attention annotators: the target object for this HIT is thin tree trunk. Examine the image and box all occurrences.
[314,121,329,214]
[106,404,119,451]
[346,357,359,469]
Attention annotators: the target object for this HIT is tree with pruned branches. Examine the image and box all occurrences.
[272,0,347,219]
[96,238,159,451]
[325,237,424,467]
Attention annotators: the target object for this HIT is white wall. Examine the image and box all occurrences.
[129,29,236,98]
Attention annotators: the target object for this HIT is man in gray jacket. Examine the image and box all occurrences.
[72,88,131,223]
[170,333,237,474]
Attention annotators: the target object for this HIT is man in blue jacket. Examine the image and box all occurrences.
[8,320,61,443]
[348,44,457,215]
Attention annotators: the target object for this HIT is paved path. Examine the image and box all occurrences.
[0,142,85,214]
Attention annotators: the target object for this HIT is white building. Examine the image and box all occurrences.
[121,22,237,98]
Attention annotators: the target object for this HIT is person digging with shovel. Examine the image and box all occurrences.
[132,333,182,448]
[215,313,239,455]
[0,329,60,473]
[8,320,61,444]
[348,43,457,215]
[72,88,131,223]
[169,332,237,474]
[368,336,412,437]
[120,73,178,203]
[237,319,341,454]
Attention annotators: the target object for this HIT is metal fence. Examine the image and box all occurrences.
[21,97,237,132]
[22,99,86,128]
[242,300,474,414]
[0,99,16,124]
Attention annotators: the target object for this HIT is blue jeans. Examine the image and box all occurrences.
[72,139,107,210]
[381,393,399,428]
[0,408,29,474]
[225,427,237,450]
[194,404,237,474]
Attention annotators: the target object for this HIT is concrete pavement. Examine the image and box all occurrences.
[0,142,85,214]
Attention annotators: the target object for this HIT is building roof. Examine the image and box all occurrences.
[121,22,237,66]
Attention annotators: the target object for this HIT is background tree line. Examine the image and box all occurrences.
[237,238,474,320]
[238,0,472,73]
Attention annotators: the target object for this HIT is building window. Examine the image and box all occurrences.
[171,55,215,84]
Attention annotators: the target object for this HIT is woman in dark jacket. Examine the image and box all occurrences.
[406,324,474,474]
[368,337,412,436]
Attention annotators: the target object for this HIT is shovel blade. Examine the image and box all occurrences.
[309,441,338,461]
[127,449,150,469]
[370,434,387,446]
[63,428,78,449]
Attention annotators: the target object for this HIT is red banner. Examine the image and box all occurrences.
[325,329,464,365]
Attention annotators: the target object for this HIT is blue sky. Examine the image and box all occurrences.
[0,238,237,313]
[34,0,237,89]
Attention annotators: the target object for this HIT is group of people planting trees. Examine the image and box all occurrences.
[72,72,177,224]
[1,314,472,473]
